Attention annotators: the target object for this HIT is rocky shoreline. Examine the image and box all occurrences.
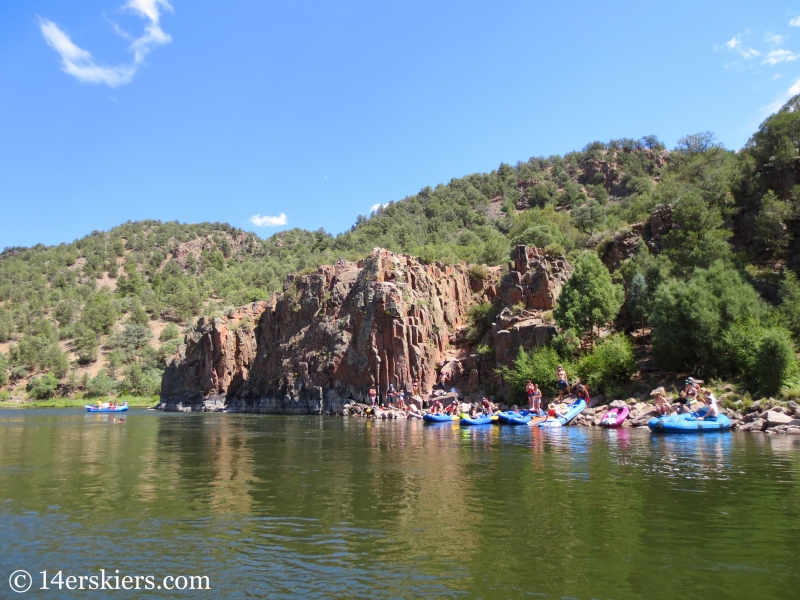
[157,393,800,436]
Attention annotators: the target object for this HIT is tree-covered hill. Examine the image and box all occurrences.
[5,95,800,402]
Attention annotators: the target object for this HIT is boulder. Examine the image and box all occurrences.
[765,411,794,427]
[739,418,766,432]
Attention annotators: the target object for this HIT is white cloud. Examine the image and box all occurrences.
[761,77,800,114]
[720,34,760,59]
[39,19,137,87]
[39,1,172,87]
[766,33,787,44]
[791,16,800,27]
[370,203,389,213]
[250,213,288,227]
[763,49,800,65]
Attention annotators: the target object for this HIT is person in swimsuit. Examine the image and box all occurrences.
[368,386,378,407]
[651,386,671,416]
[684,378,699,404]
[525,381,535,410]
[439,370,450,391]
[556,366,568,401]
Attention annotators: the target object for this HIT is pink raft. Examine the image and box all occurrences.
[600,405,629,428]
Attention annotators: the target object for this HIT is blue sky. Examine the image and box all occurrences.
[3,1,800,248]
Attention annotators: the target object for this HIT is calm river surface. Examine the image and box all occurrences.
[0,409,798,599]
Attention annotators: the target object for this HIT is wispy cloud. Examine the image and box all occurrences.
[765,33,787,44]
[761,78,800,114]
[762,49,800,65]
[791,16,800,27]
[719,35,760,59]
[250,213,288,227]
[39,0,172,87]
[370,203,389,213]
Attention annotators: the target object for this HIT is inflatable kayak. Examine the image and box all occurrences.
[539,417,562,428]
[506,413,533,425]
[423,413,458,423]
[528,415,548,427]
[85,403,128,413]
[648,407,731,433]
[496,410,523,423]
[600,405,629,428]
[538,399,586,427]
[460,415,494,426]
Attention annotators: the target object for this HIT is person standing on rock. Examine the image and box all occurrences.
[368,386,378,407]
[386,384,396,408]
[556,366,569,401]
[412,379,419,396]
[439,370,450,391]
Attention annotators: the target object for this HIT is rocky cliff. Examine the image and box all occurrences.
[161,246,571,413]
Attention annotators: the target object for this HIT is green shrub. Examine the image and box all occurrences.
[576,334,637,395]
[650,262,764,374]
[497,346,569,399]
[754,328,795,396]
[465,300,499,343]
[551,329,580,360]
[0,354,7,387]
[0,390,10,401]
[86,373,118,398]
[467,264,490,283]
[27,373,59,399]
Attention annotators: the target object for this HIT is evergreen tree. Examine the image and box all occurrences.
[555,253,623,341]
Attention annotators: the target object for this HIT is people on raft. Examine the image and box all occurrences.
[556,365,569,401]
[696,389,719,420]
[675,390,692,414]
[651,386,671,416]
[430,399,443,414]
[481,397,494,414]
[444,399,459,415]
[684,377,700,404]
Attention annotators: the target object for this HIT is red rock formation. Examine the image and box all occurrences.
[162,249,475,412]
[161,246,572,412]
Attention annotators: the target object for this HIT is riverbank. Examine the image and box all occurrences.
[0,395,159,409]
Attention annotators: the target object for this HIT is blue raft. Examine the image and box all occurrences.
[537,399,586,428]
[85,403,128,413]
[648,407,731,432]
[459,415,494,426]
[506,413,533,425]
[423,413,457,423]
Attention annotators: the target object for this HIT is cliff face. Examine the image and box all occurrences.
[161,246,571,412]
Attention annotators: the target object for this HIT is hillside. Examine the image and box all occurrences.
[4,95,800,404]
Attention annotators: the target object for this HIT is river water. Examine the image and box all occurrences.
[0,409,798,599]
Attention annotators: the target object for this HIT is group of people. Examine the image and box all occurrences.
[650,377,719,419]
[367,380,422,411]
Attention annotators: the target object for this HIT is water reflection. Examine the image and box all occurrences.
[0,410,798,599]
